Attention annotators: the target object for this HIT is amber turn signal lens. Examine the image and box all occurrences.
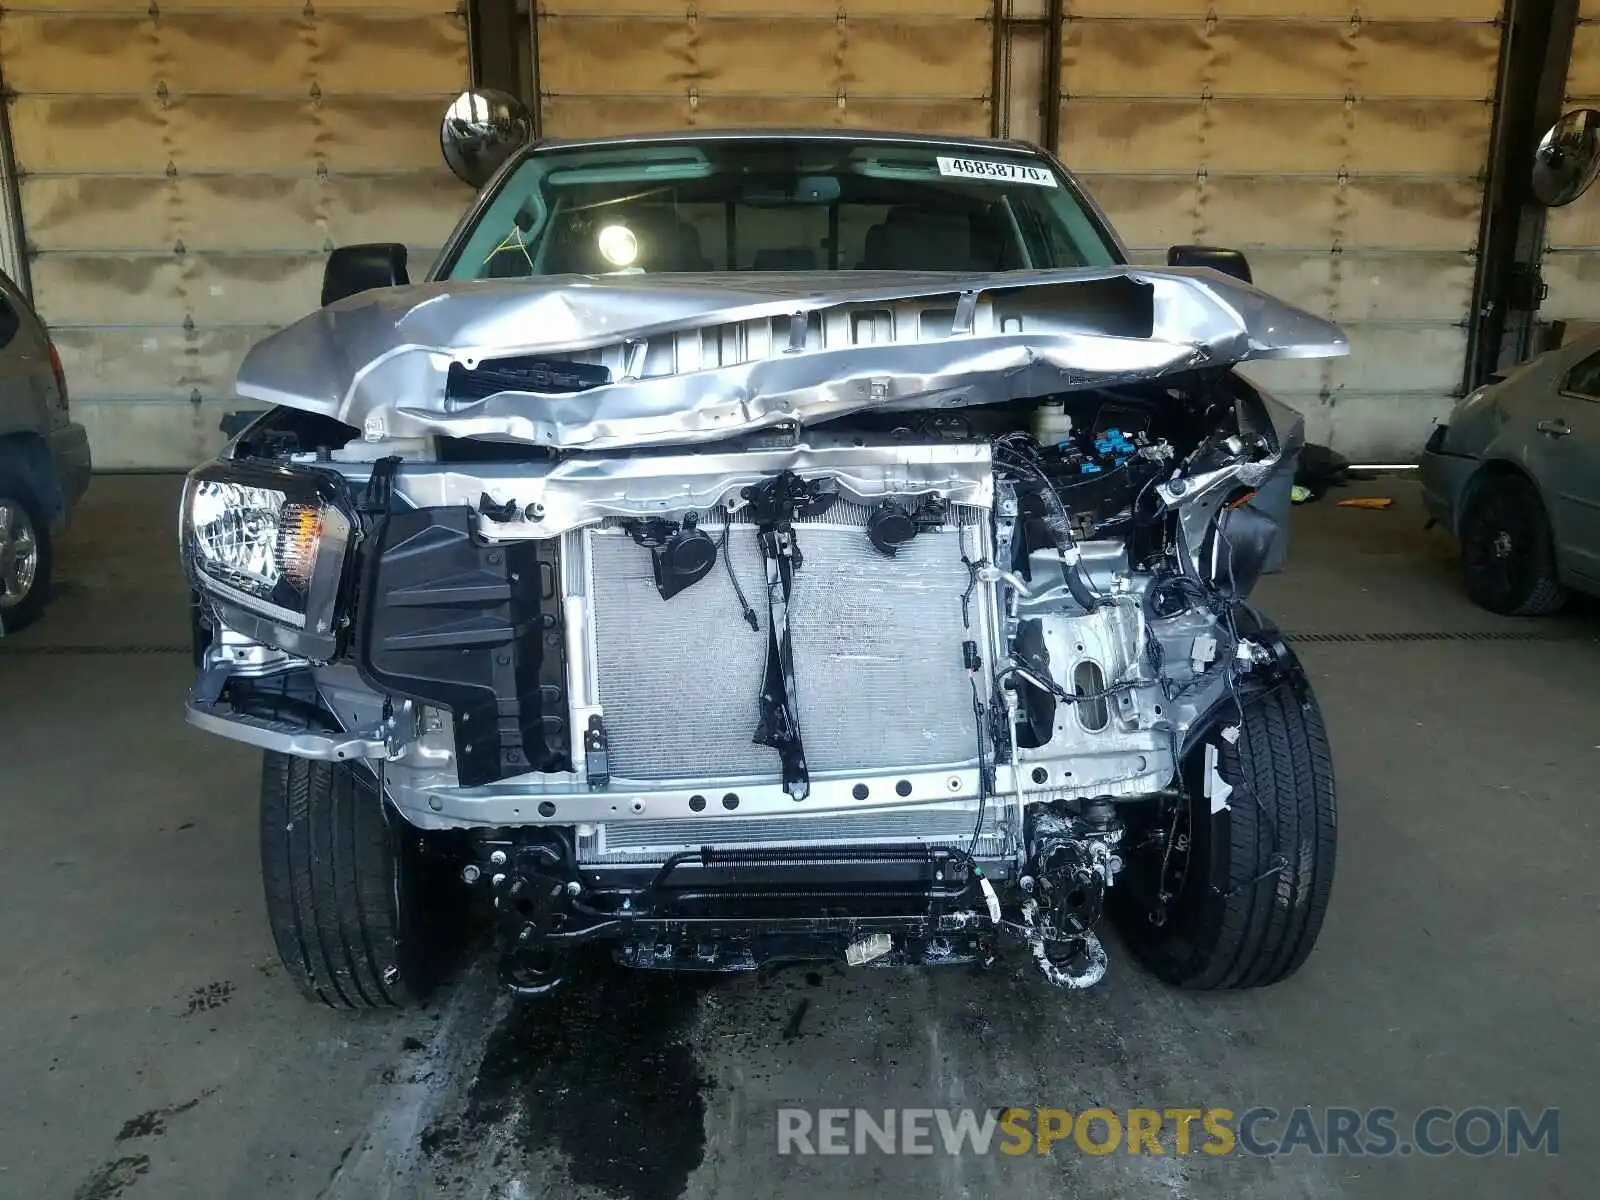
[277,502,324,591]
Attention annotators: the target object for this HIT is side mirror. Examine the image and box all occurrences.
[441,88,535,188]
[1532,109,1600,207]
[1167,244,1252,284]
[321,243,409,307]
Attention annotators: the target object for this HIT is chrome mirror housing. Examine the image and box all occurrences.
[1532,109,1600,207]
[440,88,534,188]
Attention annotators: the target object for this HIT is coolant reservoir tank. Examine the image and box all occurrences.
[1031,401,1073,448]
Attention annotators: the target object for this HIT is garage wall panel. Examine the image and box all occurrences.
[68,400,246,477]
[20,175,461,252]
[1562,20,1600,97]
[52,327,267,399]
[12,94,480,175]
[1242,325,1466,395]
[0,1,469,468]
[1068,0,1499,16]
[1082,176,1200,249]
[821,99,992,134]
[1322,251,1476,323]
[317,97,476,171]
[1065,99,1493,176]
[1355,22,1501,97]
[1341,179,1485,247]
[0,17,159,93]
[319,15,470,88]
[4,0,438,9]
[1280,391,1451,453]
[9,99,173,174]
[536,3,992,136]
[537,19,693,98]
[1062,6,1502,459]
[844,22,993,95]
[13,96,315,173]
[688,95,991,134]
[30,254,326,328]
[1219,250,1474,327]
[540,0,988,18]
[538,96,696,137]
[694,22,841,93]
[1059,100,1204,171]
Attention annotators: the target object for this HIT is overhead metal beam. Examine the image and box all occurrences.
[1042,0,1064,153]
[1466,0,1581,388]
[991,1,1009,138]
[467,0,525,101]
[526,0,543,138]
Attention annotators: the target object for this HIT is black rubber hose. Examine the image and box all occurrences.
[994,438,1102,612]
[1063,559,1099,611]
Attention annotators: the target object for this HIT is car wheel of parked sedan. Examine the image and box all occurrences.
[0,472,52,634]
[1459,473,1567,616]
[259,751,463,1009]
[1112,684,1337,990]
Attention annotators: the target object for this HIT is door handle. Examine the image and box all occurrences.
[1536,419,1572,437]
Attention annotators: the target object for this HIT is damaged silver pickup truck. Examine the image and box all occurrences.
[181,91,1340,1007]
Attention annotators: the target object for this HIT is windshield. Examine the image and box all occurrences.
[440,138,1120,281]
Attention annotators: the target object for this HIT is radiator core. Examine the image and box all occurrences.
[585,505,987,783]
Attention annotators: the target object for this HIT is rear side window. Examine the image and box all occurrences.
[1564,348,1600,399]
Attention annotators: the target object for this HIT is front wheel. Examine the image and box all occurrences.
[259,752,461,1008]
[1459,473,1567,616]
[1113,682,1337,990]
[0,473,52,633]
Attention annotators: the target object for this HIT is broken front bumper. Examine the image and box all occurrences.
[1418,442,1479,536]
[504,843,1000,979]
[478,810,1116,992]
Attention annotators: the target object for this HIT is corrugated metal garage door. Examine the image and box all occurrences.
[0,0,470,469]
[535,0,995,137]
[1543,0,1600,324]
[1056,1,1502,460]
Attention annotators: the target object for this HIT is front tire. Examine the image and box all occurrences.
[260,752,458,1009]
[1114,682,1337,990]
[1459,473,1567,616]
[0,472,52,634]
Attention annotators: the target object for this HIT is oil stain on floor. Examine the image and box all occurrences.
[419,954,711,1200]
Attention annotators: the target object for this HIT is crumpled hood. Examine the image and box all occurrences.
[235,267,1348,451]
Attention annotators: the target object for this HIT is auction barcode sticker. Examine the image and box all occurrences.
[935,156,1058,187]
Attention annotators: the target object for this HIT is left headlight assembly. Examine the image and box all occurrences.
[180,460,356,651]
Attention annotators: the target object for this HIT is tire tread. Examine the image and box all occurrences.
[1461,474,1568,616]
[1117,682,1337,991]
[0,472,54,634]
[259,752,411,1009]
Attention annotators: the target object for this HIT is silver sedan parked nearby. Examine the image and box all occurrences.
[1421,327,1600,614]
[0,269,91,633]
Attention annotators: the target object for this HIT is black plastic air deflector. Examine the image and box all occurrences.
[355,507,571,787]
[446,355,611,403]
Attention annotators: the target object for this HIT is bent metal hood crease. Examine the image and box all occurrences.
[235,267,1348,451]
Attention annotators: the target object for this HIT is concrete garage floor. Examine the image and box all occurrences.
[2,474,1595,1200]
